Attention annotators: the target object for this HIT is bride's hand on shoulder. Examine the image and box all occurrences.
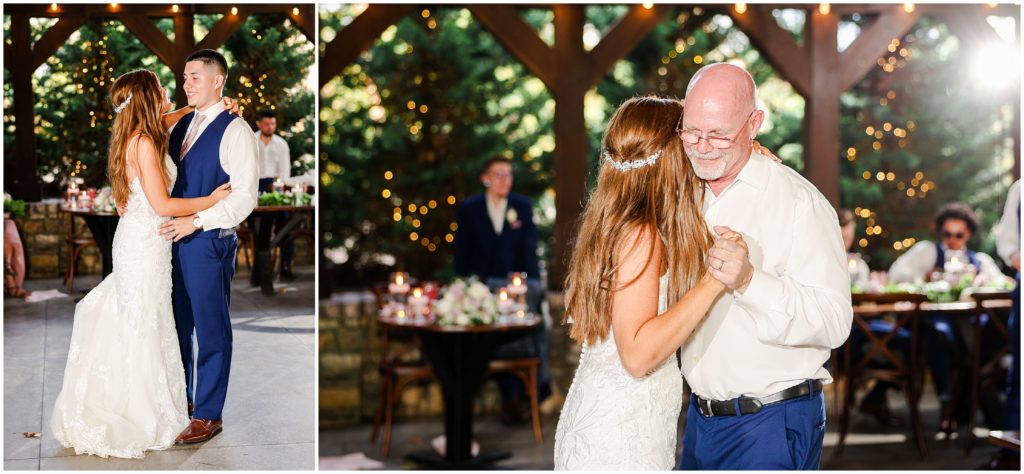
[210,182,231,201]
[753,140,782,163]
[222,97,241,116]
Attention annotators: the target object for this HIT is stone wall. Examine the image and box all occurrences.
[318,290,579,429]
[11,200,314,280]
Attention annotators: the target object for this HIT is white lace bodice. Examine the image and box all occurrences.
[554,276,682,470]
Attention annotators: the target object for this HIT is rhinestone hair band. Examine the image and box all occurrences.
[113,92,132,114]
[602,149,663,171]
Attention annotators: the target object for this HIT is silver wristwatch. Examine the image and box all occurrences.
[192,215,203,229]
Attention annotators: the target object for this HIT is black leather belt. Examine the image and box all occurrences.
[695,380,823,417]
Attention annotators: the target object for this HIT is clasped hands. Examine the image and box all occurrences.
[707,226,754,294]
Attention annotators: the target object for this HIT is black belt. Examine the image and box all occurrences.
[695,380,823,417]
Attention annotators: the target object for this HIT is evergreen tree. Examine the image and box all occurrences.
[839,17,1014,269]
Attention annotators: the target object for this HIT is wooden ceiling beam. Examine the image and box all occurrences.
[319,4,414,88]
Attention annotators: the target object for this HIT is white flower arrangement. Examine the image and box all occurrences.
[92,186,117,214]
[432,278,498,326]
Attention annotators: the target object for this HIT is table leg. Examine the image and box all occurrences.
[251,213,275,295]
[411,332,511,468]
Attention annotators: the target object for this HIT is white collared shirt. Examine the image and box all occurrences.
[486,195,508,235]
[888,240,1008,285]
[680,151,853,400]
[257,133,292,181]
[995,179,1020,267]
[168,101,260,231]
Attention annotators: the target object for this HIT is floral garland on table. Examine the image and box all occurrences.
[432,278,498,326]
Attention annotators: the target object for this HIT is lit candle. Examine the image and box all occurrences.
[273,178,285,194]
[408,287,429,317]
[497,287,513,314]
[388,272,410,295]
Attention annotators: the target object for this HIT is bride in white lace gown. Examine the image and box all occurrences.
[554,97,741,470]
[50,69,230,459]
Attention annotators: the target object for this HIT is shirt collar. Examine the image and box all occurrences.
[194,100,225,121]
[732,149,770,192]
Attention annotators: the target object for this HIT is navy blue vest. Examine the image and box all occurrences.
[168,110,233,239]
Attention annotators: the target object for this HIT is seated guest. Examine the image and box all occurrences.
[4,217,29,298]
[889,202,1006,285]
[840,208,905,424]
[454,156,552,423]
[890,202,1009,430]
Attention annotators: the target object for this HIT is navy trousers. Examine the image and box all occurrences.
[681,386,826,470]
[172,234,238,420]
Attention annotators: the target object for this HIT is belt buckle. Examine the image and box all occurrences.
[703,398,715,417]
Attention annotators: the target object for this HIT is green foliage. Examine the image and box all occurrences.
[2,14,314,198]
[258,191,312,206]
[319,6,806,286]
[4,195,26,217]
[839,18,1015,270]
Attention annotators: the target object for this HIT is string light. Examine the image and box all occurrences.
[230,6,238,15]
[292,7,299,16]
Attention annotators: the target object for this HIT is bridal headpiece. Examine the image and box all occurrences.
[602,148,662,172]
[113,92,132,114]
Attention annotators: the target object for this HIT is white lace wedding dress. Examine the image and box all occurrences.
[51,176,190,459]
[554,276,682,470]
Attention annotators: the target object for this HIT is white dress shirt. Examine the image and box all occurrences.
[680,151,853,400]
[258,133,292,181]
[485,195,508,235]
[888,240,1007,285]
[168,101,259,231]
[995,179,1020,267]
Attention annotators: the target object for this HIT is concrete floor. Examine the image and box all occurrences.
[319,380,1006,470]
[4,267,316,470]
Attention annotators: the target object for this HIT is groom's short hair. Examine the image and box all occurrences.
[185,49,229,79]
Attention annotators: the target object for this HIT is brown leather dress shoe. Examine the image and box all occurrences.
[175,418,222,444]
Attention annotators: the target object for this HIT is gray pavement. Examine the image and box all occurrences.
[4,267,315,470]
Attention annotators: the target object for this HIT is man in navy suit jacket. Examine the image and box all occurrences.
[454,157,551,423]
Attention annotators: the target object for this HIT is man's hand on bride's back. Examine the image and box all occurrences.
[210,182,231,201]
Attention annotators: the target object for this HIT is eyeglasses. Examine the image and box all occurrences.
[677,110,755,150]
[942,231,967,240]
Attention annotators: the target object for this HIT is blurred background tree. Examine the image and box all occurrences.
[839,16,1016,269]
[320,5,806,288]
[2,13,315,198]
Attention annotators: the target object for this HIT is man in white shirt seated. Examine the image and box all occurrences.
[255,110,296,278]
[889,202,1011,431]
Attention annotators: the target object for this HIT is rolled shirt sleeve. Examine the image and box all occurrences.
[733,191,853,349]
[196,118,260,231]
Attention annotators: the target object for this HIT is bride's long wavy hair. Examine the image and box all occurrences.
[563,96,713,346]
[107,69,171,208]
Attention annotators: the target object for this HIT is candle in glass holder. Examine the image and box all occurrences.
[508,272,528,297]
[388,272,410,295]
[273,178,285,194]
[408,287,429,317]
[497,287,513,315]
[944,256,965,274]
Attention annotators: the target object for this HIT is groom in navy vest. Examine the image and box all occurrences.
[159,49,260,444]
